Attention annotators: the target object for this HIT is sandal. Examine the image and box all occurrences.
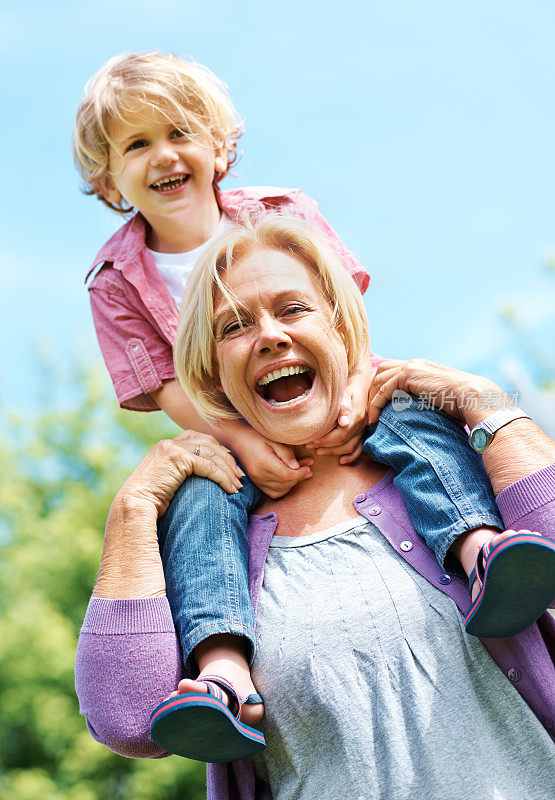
[149,674,266,763]
[465,531,555,638]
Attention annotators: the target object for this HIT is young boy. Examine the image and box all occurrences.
[74,51,555,764]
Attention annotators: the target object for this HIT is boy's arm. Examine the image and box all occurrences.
[152,379,313,498]
[89,278,175,411]
[306,340,374,463]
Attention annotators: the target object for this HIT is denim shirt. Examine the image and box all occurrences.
[85,186,370,411]
[76,465,555,800]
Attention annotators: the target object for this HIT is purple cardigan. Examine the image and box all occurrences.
[75,465,555,799]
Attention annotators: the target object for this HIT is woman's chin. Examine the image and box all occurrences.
[251,398,338,446]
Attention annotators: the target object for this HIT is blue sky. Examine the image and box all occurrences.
[1,1,554,412]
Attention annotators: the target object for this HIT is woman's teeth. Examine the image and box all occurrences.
[151,175,189,191]
[257,364,310,387]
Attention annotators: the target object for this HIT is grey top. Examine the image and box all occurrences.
[251,518,555,800]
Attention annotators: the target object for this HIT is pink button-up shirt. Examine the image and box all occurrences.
[86,186,370,412]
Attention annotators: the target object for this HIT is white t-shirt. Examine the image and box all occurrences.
[148,214,234,309]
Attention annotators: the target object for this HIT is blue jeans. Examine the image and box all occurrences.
[363,396,504,570]
[157,472,261,670]
[159,400,504,668]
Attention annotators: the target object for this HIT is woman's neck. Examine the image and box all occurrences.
[256,452,390,538]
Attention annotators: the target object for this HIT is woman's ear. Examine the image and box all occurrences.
[96,175,122,205]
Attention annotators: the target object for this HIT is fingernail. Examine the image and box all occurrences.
[290,459,299,468]
[338,415,349,426]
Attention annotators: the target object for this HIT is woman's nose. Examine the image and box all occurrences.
[256,317,293,353]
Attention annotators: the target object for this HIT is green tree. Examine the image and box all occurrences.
[0,366,206,800]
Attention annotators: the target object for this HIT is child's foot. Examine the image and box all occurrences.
[176,663,264,726]
[460,529,555,637]
[150,637,266,762]
[468,530,524,602]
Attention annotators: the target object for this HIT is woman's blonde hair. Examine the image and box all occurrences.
[73,52,243,214]
[174,214,369,421]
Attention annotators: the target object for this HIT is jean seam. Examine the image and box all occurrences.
[222,509,241,626]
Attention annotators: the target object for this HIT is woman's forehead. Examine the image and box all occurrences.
[214,248,322,310]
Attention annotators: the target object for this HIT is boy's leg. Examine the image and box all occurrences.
[363,396,555,636]
[362,396,504,572]
[157,472,262,674]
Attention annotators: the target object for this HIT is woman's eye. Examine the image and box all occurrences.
[283,304,308,315]
[126,139,148,153]
[222,320,245,336]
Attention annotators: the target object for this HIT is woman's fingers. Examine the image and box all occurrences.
[118,432,244,517]
[174,431,243,479]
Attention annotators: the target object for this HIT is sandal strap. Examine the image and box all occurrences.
[244,693,264,704]
[199,675,264,721]
[200,674,242,718]
[468,544,488,593]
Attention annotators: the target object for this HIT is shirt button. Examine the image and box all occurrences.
[368,505,381,516]
[400,541,413,552]
[541,717,553,730]
[507,668,521,682]
[355,494,366,503]
[438,574,451,585]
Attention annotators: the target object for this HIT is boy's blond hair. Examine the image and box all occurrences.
[74,52,243,214]
[174,214,369,421]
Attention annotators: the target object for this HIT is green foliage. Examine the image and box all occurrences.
[0,368,207,799]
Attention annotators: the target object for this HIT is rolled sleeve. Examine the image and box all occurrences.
[285,191,370,294]
[89,280,175,411]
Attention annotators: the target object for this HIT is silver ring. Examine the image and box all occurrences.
[194,446,201,456]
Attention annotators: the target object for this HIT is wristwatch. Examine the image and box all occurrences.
[469,407,531,453]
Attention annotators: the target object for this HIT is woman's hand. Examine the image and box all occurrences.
[94,432,244,599]
[367,359,508,428]
[118,431,245,519]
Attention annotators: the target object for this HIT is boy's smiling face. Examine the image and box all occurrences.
[100,108,227,251]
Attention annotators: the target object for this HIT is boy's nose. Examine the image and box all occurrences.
[150,144,179,168]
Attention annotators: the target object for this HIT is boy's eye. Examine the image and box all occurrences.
[126,139,148,153]
[170,128,190,140]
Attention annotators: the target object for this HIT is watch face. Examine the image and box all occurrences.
[471,428,491,452]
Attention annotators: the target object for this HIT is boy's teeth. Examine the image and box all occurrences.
[152,175,188,190]
[257,364,309,386]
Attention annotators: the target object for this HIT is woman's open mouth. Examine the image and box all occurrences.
[255,364,315,407]
[150,174,190,194]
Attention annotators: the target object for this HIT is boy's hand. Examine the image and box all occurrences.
[305,364,371,464]
[230,425,314,499]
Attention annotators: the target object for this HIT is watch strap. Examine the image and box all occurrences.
[469,407,530,452]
